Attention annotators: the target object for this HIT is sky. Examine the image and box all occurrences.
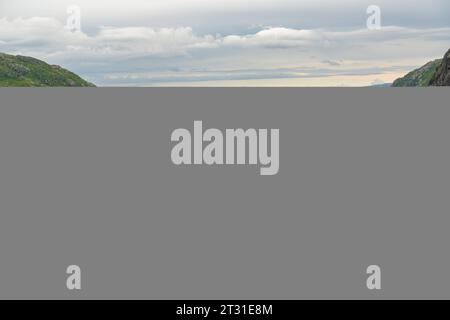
[0,0,449,86]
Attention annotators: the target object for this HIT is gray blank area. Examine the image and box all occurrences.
[0,88,449,299]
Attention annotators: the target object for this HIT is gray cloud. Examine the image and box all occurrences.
[322,60,341,66]
[2,0,450,33]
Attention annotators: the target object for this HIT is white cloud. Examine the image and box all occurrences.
[3,17,448,58]
[221,28,325,48]
[0,18,215,58]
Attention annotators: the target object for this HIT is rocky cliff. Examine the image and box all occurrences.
[429,49,450,86]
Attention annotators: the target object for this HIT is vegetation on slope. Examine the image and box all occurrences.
[392,59,442,87]
[0,53,95,87]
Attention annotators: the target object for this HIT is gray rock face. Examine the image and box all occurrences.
[430,49,450,86]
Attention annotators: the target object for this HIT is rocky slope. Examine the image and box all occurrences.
[0,53,95,87]
[429,49,450,86]
[392,48,450,87]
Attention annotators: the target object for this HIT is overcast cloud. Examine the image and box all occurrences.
[1,0,449,86]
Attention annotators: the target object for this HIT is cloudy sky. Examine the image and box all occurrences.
[1,0,449,86]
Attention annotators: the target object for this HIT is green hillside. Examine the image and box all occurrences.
[0,53,95,87]
[392,48,450,87]
[392,59,442,87]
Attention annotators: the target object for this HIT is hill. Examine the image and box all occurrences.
[0,53,95,87]
[392,49,450,87]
